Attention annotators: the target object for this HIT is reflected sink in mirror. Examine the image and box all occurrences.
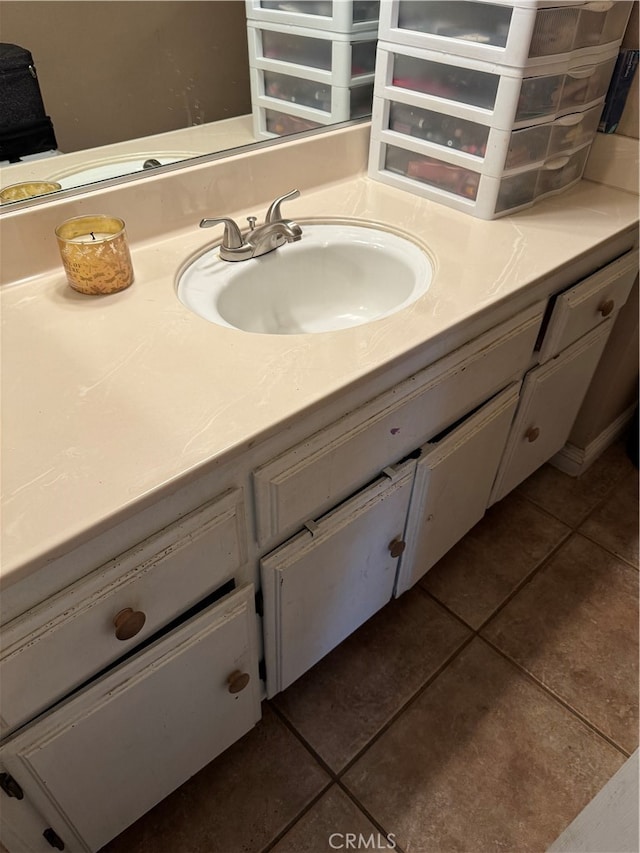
[177,221,433,334]
[52,153,200,189]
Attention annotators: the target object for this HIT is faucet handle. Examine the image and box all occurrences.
[265,189,300,224]
[199,216,244,249]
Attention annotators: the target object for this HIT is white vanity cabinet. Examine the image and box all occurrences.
[1,233,637,852]
[490,248,638,503]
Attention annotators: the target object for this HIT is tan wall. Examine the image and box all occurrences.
[1,1,251,152]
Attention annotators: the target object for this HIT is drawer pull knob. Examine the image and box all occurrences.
[114,608,146,641]
[389,538,406,558]
[227,670,250,694]
[525,427,540,443]
[598,299,615,317]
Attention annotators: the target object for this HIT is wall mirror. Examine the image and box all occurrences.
[0,0,377,208]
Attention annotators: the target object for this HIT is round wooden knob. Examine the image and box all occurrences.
[389,538,406,558]
[598,299,615,317]
[114,608,146,641]
[525,427,540,443]
[227,670,250,694]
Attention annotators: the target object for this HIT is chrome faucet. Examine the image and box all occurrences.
[200,189,303,262]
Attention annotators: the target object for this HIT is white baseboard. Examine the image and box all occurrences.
[550,405,636,477]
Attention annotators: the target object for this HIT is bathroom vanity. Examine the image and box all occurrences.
[0,124,637,852]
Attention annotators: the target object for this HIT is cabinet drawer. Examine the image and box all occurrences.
[253,302,544,546]
[0,489,247,735]
[538,249,638,361]
[261,460,415,697]
[0,584,261,853]
[395,382,520,596]
[490,322,612,504]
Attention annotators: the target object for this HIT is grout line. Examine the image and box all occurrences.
[335,633,475,779]
[258,779,334,853]
[480,635,633,760]
[269,701,340,781]
[516,489,585,531]
[415,582,477,631]
[473,528,575,635]
[574,528,639,572]
[335,782,408,853]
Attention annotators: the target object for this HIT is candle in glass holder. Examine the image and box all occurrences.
[0,181,61,203]
[55,215,134,294]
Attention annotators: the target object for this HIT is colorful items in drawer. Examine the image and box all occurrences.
[385,144,481,200]
[392,53,500,109]
[264,70,333,110]
[384,44,615,127]
[388,102,489,156]
[265,109,323,135]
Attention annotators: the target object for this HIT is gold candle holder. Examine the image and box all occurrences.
[0,181,61,203]
[55,215,134,295]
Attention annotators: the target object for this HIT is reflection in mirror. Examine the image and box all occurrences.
[0,0,378,205]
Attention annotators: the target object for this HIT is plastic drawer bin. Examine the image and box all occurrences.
[245,0,380,33]
[372,95,603,173]
[247,22,378,85]
[251,66,374,122]
[368,132,592,218]
[379,0,632,67]
[253,105,324,139]
[375,41,617,128]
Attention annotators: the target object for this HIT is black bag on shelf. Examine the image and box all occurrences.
[0,42,57,161]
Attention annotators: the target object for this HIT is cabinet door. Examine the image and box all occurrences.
[0,585,261,853]
[261,460,415,697]
[395,383,520,596]
[490,322,612,505]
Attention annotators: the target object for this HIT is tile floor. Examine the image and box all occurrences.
[102,440,639,853]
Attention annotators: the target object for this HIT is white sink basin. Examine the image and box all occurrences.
[177,221,433,334]
[53,153,197,188]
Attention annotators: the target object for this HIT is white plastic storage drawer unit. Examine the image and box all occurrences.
[372,95,602,174]
[379,0,632,67]
[369,132,592,218]
[246,0,380,33]
[250,65,374,124]
[374,41,618,130]
[247,21,378,85]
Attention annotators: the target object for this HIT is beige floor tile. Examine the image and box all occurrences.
[100,705,329,853]
[273,589,470,772]
[516,440,635,528]
[483,533,639,753]
[579,471,639,568]
[342,639,625,853]
[271,786,394,853]
[420,492,570,628]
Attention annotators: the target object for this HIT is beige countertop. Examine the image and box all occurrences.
[1,127,638,588]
